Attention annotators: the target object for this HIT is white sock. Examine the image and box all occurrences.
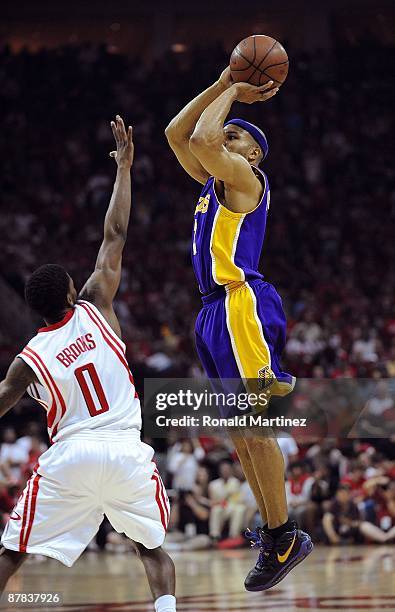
[154,594,176,612]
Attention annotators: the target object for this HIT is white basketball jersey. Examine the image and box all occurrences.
[19,300,142,443]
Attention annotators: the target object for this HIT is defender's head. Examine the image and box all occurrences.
[25,264,77,322]
[223,119,268,167]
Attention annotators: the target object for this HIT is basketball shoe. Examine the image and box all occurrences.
[244,522,313,591]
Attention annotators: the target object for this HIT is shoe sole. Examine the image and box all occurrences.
[245,537,314,592]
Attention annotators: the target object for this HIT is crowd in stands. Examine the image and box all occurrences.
[0,33,394,551]
[1,425,394,551]
[161,434,395,549]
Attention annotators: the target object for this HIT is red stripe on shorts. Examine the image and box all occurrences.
[151,473,167,531]
[154,468,170,526]
[19,477,32,552]
[21,473,41,552]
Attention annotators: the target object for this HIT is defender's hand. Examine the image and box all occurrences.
[217,66,233,90]
[233,80,278,104]
[109,115,134,168]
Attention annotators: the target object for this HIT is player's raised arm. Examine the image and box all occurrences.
[189,81,278,191]
[165,68,233,184]
[0,358,37,418]
[79,115,133,334]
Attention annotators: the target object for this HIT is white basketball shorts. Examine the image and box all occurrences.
[1,430,170,567]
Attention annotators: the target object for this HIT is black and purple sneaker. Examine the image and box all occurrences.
[244,522,313,591]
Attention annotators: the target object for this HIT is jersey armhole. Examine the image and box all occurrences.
[77,301,127,353]
[212,170,267,218]
[27,382,49,410]
[17,352,52,408]
[17,352,43,386]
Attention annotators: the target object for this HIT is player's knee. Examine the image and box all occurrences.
[245,434,275,452]
[232,436,248,454]
[133,543,173,565]
[0,547,27,568]
[132,541,148,559]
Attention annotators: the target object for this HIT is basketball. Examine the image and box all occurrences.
[230,35,289,87]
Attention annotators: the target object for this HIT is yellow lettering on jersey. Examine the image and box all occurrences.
[195,194,210,214]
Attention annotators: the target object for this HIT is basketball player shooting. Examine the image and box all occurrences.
[0,116,176,612]
[165,68,313,591]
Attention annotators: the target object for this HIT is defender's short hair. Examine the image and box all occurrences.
[25,264,70,320]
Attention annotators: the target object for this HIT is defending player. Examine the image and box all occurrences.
[0,116,176,612]
[165,69,313,591]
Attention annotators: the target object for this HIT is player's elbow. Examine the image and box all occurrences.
[0,383,18,417]
[189,131,220,154]
[165,122,185,146]
[164,124,175,144]
[189,131,207,148]
[105,225,128,245]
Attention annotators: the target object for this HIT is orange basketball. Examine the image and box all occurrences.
[230,35,289,87]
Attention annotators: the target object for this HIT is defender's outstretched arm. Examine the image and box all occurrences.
[79,115,133,337]
[165,68,233,184]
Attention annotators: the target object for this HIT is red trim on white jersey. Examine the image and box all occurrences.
[78,300,125,354]
[33,398,48,410]
[78,301,138,397]
[78,303,138,396]
[21,351,58,430]
[38,308,75,333]
[30,383,49,411]
[24,347,67,439]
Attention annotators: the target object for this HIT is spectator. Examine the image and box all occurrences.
[277,432,299,470]
[285,461,314,530]
[323,484,395,545]
[177,466,211,536]
[306,464,332,538]
[341,461,366,499]
[167,439,205,491]
[16,422,47,455]
[234,463,258,529]
[0,428,29,483]
[357,382,395,436]
[352,329,378,364]
[208,460,245,541]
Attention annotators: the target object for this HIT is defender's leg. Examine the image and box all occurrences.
[0,548,27,592]
[133,543,176,611]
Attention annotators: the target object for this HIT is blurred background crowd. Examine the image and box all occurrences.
[1,425,394,552]
[0,0,394,553]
